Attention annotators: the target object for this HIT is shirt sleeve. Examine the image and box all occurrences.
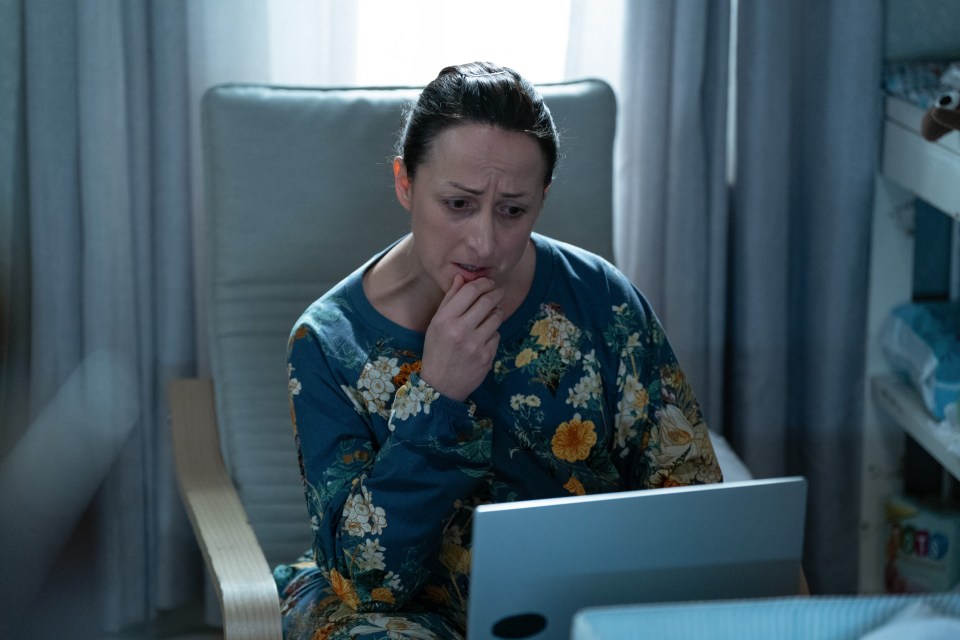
[603,279,724,489]
[287,319,492,612]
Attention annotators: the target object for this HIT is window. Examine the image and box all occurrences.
[265,0,573,87]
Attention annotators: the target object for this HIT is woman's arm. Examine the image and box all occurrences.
[605,284,723,489]
[288,320,491,612]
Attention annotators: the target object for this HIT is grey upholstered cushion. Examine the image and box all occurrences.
[201,80,616,567]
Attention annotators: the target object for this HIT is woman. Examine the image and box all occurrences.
[278,61,722,640]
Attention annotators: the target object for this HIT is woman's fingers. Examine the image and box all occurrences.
[419,277,506,401]
[437,276,500,319]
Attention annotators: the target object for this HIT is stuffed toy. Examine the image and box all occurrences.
[921,90,960,141]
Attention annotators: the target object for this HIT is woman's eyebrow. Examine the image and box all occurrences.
[444,181,483,195]
[444,181,527,199]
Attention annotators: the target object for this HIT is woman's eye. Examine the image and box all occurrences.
[502,205,526,218]
[446,198,470,211]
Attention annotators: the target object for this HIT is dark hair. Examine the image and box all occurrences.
[398,62,559,188]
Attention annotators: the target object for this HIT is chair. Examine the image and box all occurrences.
[169,79,617,639]
[170,78,752,638]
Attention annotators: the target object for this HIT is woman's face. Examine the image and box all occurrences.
[394,123,546,296]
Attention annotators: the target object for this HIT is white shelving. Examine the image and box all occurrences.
[872,374,960,481]
[881,96,960,220]
[858,95,960,593]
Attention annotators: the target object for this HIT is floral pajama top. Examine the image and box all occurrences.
[278,234,722,639]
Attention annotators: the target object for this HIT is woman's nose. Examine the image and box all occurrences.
[466,209,495,257]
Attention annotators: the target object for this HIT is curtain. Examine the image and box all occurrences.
[609,0,731,434]
[0,0,335,635]
[729,0,883,592]
[591,0,883,593]
[1,2,200,635]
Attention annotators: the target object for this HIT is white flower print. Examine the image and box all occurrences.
[384,571,402,591]
[614,372,647,451]
[357,538,387,572]
[621,373,646,410]
[287,364,301,396]
[357,357,401,416]
[349,614,436,639]
[566,369,601,409]
[509,394,542,411]
[390,376,439,423]
[342,485,387,537]
[340,384,366,415]
[614,410,638,454]
[582,349,598,369]
[652,404,701,466]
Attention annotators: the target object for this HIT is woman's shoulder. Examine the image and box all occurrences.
[290,241,402,342]
[534,234,643,304]
[535,233,614,272]
[289,268,369,345]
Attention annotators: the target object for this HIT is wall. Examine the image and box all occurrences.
[884,0,960,61]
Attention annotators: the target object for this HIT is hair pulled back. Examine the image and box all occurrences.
[398,62,559,188]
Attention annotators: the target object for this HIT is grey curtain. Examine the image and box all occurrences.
[615,0,731,435]
[0,1,201,635]
[730,0,883,592]
[616,0,883,594]
[0,1,355,635]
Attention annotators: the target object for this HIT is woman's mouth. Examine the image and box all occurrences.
[455,263,491,282]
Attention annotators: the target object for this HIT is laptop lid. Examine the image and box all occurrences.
[466,476,808,640]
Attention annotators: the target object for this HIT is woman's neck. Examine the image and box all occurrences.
[362,236,536,333]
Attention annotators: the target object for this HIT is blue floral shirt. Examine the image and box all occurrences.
[284,233,722,631]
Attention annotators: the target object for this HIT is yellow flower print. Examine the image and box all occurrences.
[423,584,452,605]
[551,414,598,462]
[530,310,580,362]
[530,316,559,347]
[328,569,361,609]
[564,474,586,495]
[310,623,335,640]
[515,348,538,368]
[392,360,421,388]
[370,587,396,604]
[440,542,472,575]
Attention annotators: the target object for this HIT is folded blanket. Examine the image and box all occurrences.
[860,601,960,640]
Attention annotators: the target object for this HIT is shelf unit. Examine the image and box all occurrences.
[872,374,960,480]
[858,95,960,593]
[881,97,960,219]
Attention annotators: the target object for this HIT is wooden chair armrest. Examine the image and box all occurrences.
[168,378,283,640]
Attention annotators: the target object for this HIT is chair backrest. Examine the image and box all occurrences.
[201,79,617,567]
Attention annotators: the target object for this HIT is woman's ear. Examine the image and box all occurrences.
[393,157,413,211]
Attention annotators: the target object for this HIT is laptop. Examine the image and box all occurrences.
[466,476,808,639]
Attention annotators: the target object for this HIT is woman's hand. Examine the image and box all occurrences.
[420,274,504,402]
